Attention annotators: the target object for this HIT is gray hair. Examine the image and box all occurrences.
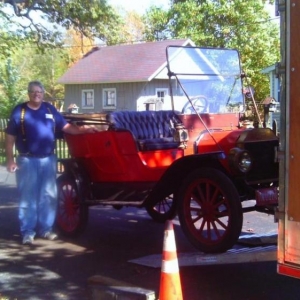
[28,81,45,93]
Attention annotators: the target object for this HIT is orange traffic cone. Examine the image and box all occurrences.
[159,220,183,300]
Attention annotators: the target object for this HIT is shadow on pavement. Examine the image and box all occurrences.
[1,169,300,300]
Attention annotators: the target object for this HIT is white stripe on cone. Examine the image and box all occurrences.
[163,229,177,251]
[161,259,179,273]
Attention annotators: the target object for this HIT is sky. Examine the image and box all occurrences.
[108,0,170,14]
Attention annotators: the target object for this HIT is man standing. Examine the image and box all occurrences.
[5,81,96,245]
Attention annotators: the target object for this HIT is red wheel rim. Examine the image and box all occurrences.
[153,195,173,214]
[57,180,80,233]
[183,178,232,246]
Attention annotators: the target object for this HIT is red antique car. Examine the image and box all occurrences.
[56,46,279,253]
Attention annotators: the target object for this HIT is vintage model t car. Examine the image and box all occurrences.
[56,46,279,253]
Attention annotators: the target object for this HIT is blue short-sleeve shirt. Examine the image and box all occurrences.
[6,102,67,155]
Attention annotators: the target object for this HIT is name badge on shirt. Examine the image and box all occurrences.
[46,113,53,120]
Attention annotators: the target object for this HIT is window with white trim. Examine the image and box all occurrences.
[156,88,168,102]
[103,88,116,109]
[82,89,94,109]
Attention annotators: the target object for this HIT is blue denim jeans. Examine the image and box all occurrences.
[16,154,57,238]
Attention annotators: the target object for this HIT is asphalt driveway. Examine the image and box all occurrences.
[1,166,300,300]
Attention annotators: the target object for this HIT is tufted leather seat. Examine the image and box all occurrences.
[107,110,183,151]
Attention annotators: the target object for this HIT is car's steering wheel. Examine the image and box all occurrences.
[181,96,208,114]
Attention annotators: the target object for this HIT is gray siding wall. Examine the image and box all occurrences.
[272,111,281,133]
[63,79,173,113]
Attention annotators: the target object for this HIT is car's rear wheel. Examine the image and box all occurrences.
[146,194,177,223]
[177,168,243,253]
[56,174,88,237]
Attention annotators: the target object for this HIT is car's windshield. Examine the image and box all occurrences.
[166,46,244,114]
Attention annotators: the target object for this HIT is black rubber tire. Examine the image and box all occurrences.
[146,194,177,223]
[177,168,243,253]
[56,174,89,237]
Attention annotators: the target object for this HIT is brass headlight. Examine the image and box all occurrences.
[229,148,252,174]
[238,151,252,172]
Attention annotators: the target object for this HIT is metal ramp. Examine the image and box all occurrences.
[237,233,277,246]
[129,234,277,268]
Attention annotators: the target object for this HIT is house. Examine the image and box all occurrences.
[57,39,195,113]
[261,64,280,102]
[261,63,281,129]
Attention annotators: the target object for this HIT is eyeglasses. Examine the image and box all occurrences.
[29,91,44,94]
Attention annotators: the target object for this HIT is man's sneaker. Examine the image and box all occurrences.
[42,232,57,241]
[22,235,34,245]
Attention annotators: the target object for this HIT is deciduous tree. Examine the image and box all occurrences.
[0,58,25,118]
[0,0,122,46]
[144,0,279,101]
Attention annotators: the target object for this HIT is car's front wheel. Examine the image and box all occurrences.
[177,168,243,253]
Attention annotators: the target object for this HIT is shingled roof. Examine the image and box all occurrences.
[58,39,193,84]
